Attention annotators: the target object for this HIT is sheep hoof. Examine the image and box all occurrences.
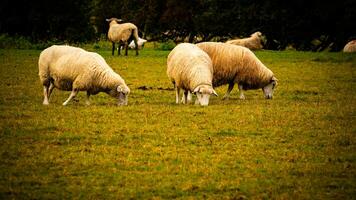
[43,101,49,105]
[239,96,246,100]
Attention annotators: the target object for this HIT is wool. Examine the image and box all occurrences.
[343,40,356,53]
[196,42,277,99]
[106,18,139,56]
[226,32,263,50]
[38,45,130,105]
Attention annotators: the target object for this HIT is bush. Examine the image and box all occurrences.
[0,34,65,50]
[155,40,176,51]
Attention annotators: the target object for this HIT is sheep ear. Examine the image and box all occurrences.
[106,18,111,22]
[212,89,218,97]
[192,86,200,94]
[117,85,123,92]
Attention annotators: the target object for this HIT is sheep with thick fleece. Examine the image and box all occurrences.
[38,45,130,106]
[196,42,277,100]
[129,37,147,49]
[226,31,263,50]
[106,18,139,56]
[343,40,356,53]
[167,43,217,106]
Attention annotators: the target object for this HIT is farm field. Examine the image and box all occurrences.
[0,46,355,199]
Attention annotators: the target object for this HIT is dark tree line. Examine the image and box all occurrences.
[1,0,355,50]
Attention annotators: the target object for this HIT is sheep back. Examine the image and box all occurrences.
[167,43,213,91]
[343,40,356,52]
[196,42,274,89]
[226,32,263,50]
[108,23,139,43]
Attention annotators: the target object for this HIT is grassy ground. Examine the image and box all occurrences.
[0,45,355,199]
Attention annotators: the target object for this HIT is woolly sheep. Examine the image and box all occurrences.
[129,37,147,49]
[167,43,218,106]
[226,31,264,50]
[106,18,139,56]
[343,40,356,53]
[196,42,278,100]
[38,45,130,106]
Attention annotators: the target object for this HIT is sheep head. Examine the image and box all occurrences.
[107,84,130,106]
[251,31,262,38]
[116,84,130,106]
[192,85,218,106]
[106,18,123,26]
[262,76,278,99]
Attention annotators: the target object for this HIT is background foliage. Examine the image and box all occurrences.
[0,0,355,50]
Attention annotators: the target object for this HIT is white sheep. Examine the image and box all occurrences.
[226,31,264,50]
[106,18,139,56]
[38,45,130,106]
[343,40,356,53]
[167,43,218,106]
[196,42,277,100]
[129,37,147,49]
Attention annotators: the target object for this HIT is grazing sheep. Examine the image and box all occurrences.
[106,18,139,56]
[196,42,277,100]
[129,37,147,49]
[38,45,130,106]
[167,43,218,106]
[343,40,356,53]
[226,31,264,50]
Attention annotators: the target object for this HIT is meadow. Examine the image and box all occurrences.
[0,44,355,199]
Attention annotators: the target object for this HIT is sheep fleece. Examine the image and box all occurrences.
[196,42,274,89]
[226,32,263,50]
[108,23,139,43]
[343,40,356,52]
[38,45,127,93]
[167,43,213,91]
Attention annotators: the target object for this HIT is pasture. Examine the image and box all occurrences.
[0,45,355,199]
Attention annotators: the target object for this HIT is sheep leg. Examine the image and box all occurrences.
[63,89,79,106]
[223,83,235,100]
[112,42,115,56]
[134,39,139,56]
[43,86,49,105]
[183,91,192,103]
[47,83,55,100]
[182,90,189,104]
[86,92,91,105]
[175,86,180,104]
[118,43,121,55]
[124,43,129,56]
[238,84,246,100]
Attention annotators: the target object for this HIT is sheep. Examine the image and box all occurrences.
[226,31,264,50]
[167,43,218,106]
[129,37,147,49]
[106,18,139,56]
[196,42,278,100]
[38,45,130,106]
[343,40,356,53]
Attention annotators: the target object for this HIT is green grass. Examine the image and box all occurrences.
[0,46,355,199]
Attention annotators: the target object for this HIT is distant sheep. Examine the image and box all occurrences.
[226,31,264,50]
[343,40,356,53]
[38,45,130,106]
[106,18,139,56]
[167,43,217,106]
[196,42,277,100]
[129,37,147,49]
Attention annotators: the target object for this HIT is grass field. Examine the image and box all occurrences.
[0,45,355,199]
